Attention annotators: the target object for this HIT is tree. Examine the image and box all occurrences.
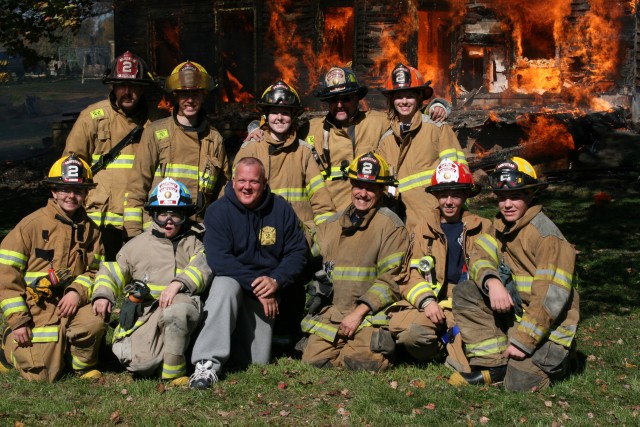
[0,1,109,66]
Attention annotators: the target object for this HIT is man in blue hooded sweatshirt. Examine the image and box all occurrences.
[189,157,308,389]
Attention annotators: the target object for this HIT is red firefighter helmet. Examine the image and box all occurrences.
[426,158,480,196]
[381,63,433,100]
[102,51,155,86]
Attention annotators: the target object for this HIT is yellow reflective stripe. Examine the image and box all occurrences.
[456,150,468,165]
[438,148,460,161]
[549,325,577,347]
[199,170,218,192]
[71,354,96,370]
[113,319,146,340]
[358,312,390,329]
[475,234,500,265]
[406,281,432,306]
[89,108,104,119]
[326,166,345,181]
[31,326,59,343]
[0,249,28,269]
[307,174,326,198]
[124,207,143,222]
[465,336,508,358]
[398,170,433,193]
[301,316,338,342]
[162,362,186,378]
[0,297,28,316]
[157,163,199,180]
[147,283,164,297]
[514,275,532,294]
[332,266,377,282]
[73,275,93,297]
[471,260,494,282]
[518,318,545,342]
[409,258,421,269]
[272,187,308,202]
[176,268,184,275]
[90,254,104,271]
[183,266,204,292]
[143,220,153,231]
[313,212,333,225]
[377,251,403,275]
[310,234,321,258]
[534,267,573,291]
[88,211,124,227]
[366,283,395,307]
[91,154,135,169]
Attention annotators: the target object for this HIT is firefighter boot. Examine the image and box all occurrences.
[448,365,507,387]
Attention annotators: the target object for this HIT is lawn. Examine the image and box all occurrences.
[0,176,638,426]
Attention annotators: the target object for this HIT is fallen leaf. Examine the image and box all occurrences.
[551,422,561,427]
[279,410,290,417]
[109,411,120,423]
[479,416,490,424]
[406,391,414,397]
[259,411,271,416]
[519,416,528,423]
[340,389,349,397]
[617,339,624,345]
[120,389,128,395]
[587,355,597,362]
[156,383,166,394]
[587,412,594,419]
[337,407,350,417]
[409,379,426,388]
[227,379,238,385]
[126,396,133,402]
[424,403,436,410]
[389,380,398,389]
[544,400,553,408]
[261,368,268,375]
[558,400,569,408]
[13,422,24,427]
[217,411,231,417]
[277,381,287,390]
[412,408,422,415]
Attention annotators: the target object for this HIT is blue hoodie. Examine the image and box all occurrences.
[203,181,308,293]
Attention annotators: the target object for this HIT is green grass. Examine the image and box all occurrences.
[0,182,639,426]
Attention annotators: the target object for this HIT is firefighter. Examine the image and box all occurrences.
[0,155,105,382]
[449,157,580,391]
[65,51,155,260]
[235,80,337,350]
[376,63,466,232]
[388,159,490,369]
[124,60,229,238]
[92,178,211,386]
[300,152,408,372]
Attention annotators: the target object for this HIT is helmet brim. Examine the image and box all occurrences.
[103,77,155,86]
[256,103,304,114]
[316,86,368,101]
[426,183,480,197]
[489,182,548,192]
[381,84,434,100]
[43,179,97,189]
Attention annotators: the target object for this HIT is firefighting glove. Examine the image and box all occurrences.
[499,262,523,318]
[306,270,333,315]
[26,269,73,303]
[118,298,144,331]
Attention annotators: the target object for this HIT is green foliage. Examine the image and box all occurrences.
[0,1,110,66]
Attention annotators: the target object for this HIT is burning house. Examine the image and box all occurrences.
[113,0,640,169]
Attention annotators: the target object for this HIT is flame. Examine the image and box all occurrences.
[373,3,416,79]
[221,71,254,103]
[157,96,173,113]
[518,114,575,158]
[593,191,613,206]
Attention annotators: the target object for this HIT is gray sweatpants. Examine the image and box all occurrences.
[191,276,274,372]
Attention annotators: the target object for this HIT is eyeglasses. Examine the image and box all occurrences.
[488,169,537,190]
[263,89,298,105]
[154,211,186,226]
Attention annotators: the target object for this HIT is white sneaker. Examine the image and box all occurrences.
[189,360,218,389]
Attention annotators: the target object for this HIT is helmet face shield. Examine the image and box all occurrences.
[263,88,298,106]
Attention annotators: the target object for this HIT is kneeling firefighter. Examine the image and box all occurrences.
[92,178,212,385]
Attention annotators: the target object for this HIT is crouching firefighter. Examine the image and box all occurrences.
[300,152,408,372]
[92,178,212,386]
[0,155,106,382]
[388,159,490,369]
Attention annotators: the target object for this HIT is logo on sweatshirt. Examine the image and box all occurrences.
[260,226,276,246]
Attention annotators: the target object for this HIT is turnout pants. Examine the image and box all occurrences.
[453,280,572,391]
[112,293,201,378]
[4,304,105,382]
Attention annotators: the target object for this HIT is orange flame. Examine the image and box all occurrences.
[221,71,254,103]
[157,96,173,113]
[518,114,575,158]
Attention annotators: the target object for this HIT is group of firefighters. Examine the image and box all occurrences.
[0,51,579,392]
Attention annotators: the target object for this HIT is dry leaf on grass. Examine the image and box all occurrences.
[109,411,120,423]
[389,380,398,389]
[479,416,490,424]
[424,403,436,410]
[277,381,287,389]
[544,400,553,408]
[279,410,290,417]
